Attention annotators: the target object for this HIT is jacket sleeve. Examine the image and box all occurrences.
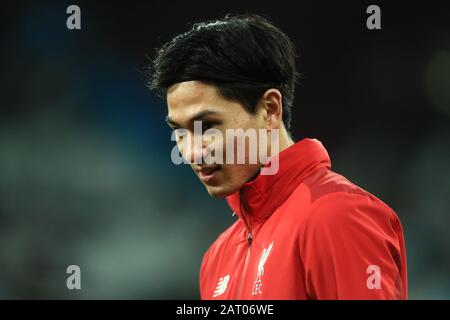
[300,192,407,300]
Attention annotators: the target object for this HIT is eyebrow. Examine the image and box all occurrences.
[165,110,220,128]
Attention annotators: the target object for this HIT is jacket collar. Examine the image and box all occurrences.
[226,138,331,225]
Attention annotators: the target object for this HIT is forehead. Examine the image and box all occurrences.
[167,81,217,107]
[166,81,234,118]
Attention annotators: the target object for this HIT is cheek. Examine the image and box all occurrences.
[219,164,238,183]
[221,163,259,185]
[221,131,262,165]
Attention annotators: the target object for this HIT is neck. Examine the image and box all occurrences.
[278,127,295,154]
[248,128,294,183]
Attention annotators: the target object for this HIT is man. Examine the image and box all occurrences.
[149,14,407,299]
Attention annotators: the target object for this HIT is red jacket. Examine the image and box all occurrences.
[199,138,408,300]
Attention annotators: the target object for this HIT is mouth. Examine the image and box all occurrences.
[196,165,222,184]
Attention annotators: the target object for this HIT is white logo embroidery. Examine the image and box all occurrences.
[213,275,230,297]
[252,241,274,295]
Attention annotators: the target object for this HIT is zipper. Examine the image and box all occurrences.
[236,231,252,299]
[236,190,253,299]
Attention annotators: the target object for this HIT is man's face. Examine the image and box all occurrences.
[166,81,265,198]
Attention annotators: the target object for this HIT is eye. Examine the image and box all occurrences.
[202,122,214,133]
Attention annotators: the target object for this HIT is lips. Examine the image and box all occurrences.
[197,165,221,183]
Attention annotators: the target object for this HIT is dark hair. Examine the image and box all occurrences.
[148,14,299,131]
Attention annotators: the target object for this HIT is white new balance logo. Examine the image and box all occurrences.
[213,275,230,297]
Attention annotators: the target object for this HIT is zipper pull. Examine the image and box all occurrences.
[247,232,253,245]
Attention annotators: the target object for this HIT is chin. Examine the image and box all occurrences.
[204,183,238,198]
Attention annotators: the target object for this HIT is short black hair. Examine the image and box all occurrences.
[148,14,299,131]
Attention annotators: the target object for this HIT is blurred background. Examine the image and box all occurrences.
[0,0,449,299]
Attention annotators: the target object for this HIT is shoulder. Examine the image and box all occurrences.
[290,167,401,238]
[310,191,395,225]
[301,187,401,248]
[297,167,397,223]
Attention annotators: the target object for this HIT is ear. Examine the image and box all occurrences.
[261,88,283,129]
